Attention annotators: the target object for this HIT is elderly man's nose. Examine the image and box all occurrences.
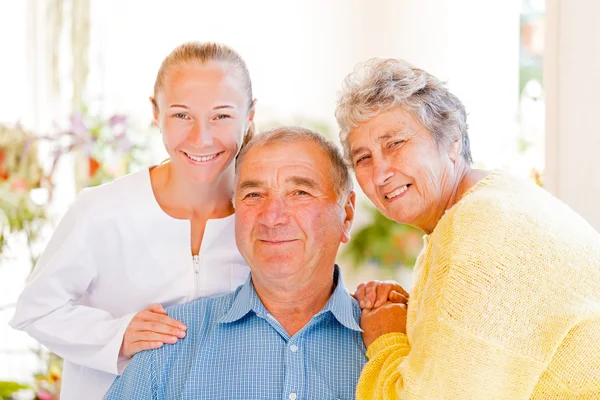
[260,197,289,227]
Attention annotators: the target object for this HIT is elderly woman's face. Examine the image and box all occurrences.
[348,107,459,231]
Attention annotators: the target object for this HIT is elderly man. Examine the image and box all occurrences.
[104,127,367,399]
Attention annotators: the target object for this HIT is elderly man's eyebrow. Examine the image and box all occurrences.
[238,179,265,191]
[288,176,319,189]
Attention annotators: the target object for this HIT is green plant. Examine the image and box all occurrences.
[0,381,30,400]
[0,124,47,263]
[343,204,423,272]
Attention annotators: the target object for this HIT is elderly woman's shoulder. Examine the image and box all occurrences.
[443,170,600,249]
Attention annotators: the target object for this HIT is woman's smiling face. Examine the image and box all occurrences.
[153,61,251,184]
[348,107,459,231]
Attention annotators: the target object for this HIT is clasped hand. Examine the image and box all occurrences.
[353,280,409,348]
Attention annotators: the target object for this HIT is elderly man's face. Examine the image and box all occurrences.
[347,107,460,231]
[234,140,354,288]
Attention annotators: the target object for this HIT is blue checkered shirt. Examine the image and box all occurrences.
[104,266,367,399]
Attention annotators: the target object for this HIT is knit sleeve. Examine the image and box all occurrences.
[356,200,558,399]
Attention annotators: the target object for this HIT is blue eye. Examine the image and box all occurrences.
[295,190,309,196]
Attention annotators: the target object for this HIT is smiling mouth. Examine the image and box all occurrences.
[259,239,298,245]
[385,184,411,200]
[182,151,223,163]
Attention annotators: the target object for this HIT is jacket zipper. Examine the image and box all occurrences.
[192,254,200,299]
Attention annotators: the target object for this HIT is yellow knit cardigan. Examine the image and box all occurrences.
[357,171,600,399]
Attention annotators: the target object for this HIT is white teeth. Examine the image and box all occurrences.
[185,152,218,162]
[385,185,408,199]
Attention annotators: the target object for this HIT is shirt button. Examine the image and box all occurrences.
[289,393,297,400]
[289,344,298,353]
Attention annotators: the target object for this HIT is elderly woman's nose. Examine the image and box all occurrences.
[372,156,394,186]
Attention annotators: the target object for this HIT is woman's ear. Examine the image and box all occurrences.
[448,137,462,162]
[248,98,257,125]
[150,96,159,126]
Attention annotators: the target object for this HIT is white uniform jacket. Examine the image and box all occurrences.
[10,169,249,399]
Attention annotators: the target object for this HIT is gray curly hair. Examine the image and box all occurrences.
[335,58,472,165]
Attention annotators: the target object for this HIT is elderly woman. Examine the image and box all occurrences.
[337,58,600,399]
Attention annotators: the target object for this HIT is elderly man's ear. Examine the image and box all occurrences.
[341,191,356,244]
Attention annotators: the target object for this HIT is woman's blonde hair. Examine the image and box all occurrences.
[152,41,255,145]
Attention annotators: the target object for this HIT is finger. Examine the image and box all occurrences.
[137,320,186,338]
[354,283,367,308]
[145,303,168,314]
[391,283,410,299]
[124,341,163,358]
[129,330,180,344]
[364,281,379,309]
[143,311,187,331]
[389,290,409,304]
[373,283,395,308]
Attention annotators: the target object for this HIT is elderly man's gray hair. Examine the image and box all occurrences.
[335,58,472,165]
[235,126,353,202]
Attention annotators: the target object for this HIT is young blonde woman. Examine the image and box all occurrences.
[10,42,256,400]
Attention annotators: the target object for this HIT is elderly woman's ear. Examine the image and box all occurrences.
[448,137,462,162]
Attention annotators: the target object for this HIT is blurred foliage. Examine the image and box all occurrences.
[0,381,30,400]
[343,204,423,271]
[30,353,62,400]
[0,125,47,264]
[43,109,147,191]
[0,381,30,399]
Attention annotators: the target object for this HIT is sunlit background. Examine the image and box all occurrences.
[3,0,594,396]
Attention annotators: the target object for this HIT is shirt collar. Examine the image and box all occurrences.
[218,273,260,324]
[319,265,363,332]
[219,265,362,332]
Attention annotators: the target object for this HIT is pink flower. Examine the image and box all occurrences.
[36,389,54,400]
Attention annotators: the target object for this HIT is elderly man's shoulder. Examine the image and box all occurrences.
[166,287,242,334]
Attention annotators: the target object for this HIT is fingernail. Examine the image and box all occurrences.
[360,301,365,308]
[179,325,187,331]
[167,336,177,344]
[365,301,372,309]
[177,330,186,338]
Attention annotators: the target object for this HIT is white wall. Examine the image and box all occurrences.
[88,0,520,169]
[545,0,600,231]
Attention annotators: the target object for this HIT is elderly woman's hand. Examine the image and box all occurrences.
[361,301,407,348]
[354,280,409,310]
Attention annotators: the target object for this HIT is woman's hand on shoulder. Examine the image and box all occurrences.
[119,304,187,359]
[353,280,409,310]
